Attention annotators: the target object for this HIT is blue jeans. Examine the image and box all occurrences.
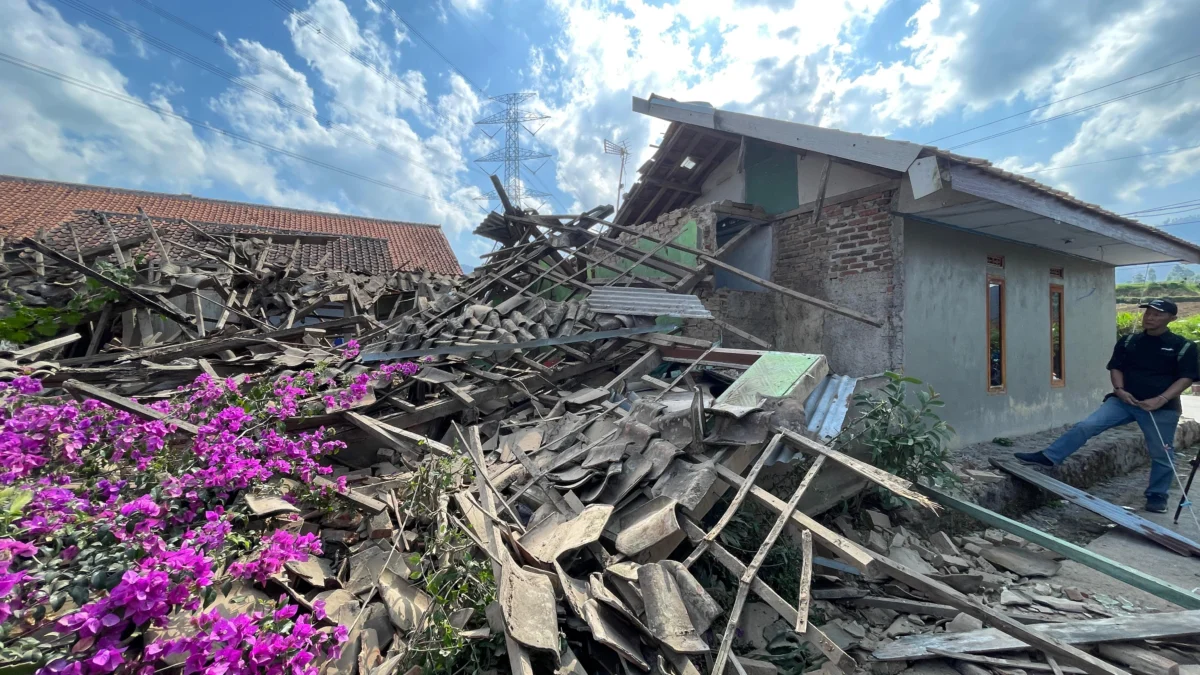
[1043,397,1179,500]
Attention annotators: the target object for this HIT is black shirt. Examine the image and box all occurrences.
[1106,330,1200,412]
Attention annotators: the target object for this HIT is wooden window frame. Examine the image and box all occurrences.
[1050,283,1065,388]
[987,276,1006,394]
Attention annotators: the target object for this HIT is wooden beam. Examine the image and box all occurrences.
[673,222,760,294]
[868,553,1134,675]
[714,465,1130,675]
[874,611,1200,661]
[22,238,195,328]
[10,333,81,360]
[711,462,880,575]
[63,379,199,436]
[776,428,935,510]
[643,176,702,195]
[922,485,1200,609]
[809,155,833,226]
[713,455,827,675]
[712,317,772,349]
[699,255,884,327]
[679,517,857,673]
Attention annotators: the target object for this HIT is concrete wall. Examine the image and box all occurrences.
[902,218,1115,447]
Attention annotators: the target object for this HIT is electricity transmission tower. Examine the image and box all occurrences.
[603,139,631,213]
[475,93,551,211]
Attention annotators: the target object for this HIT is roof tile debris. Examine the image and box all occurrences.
[0,181,1193,675]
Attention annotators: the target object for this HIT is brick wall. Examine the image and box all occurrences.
[775,189,895,286]
[624,191,903,374]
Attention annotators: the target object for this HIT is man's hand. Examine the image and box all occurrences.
[1115,388,1139,406]
[1139,395,1168,411]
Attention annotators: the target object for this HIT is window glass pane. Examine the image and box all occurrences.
[1051,288,1064,381]
[989,281,1004,388]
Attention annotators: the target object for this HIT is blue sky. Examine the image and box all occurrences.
[2,0,1199,277]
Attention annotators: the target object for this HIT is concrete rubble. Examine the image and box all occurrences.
[1,184,1198,675]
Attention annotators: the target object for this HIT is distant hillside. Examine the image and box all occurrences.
[1115,280,1200,303]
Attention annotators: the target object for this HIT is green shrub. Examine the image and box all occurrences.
[847,372,956,489]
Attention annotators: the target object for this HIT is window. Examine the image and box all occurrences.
[988,277,1006,392]
[987,254,1005,268]
[1051,284,1065,386]
[1050,267,1064,279]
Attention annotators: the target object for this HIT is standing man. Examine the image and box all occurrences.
[1015,299,1199,513]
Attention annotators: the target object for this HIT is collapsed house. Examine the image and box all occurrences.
[1,175,1198,675]
[615,96,1200,445]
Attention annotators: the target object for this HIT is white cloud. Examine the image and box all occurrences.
[529,0,1200,217]
[0,0,495,267]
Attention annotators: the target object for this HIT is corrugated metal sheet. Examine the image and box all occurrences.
[765,374,858,466]
[585,287,712,319]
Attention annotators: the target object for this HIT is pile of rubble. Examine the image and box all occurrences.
[1,182,1198,675]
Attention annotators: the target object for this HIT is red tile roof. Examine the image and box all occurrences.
[0,175,462,275]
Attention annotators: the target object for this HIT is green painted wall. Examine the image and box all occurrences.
[589,219,699,281]
[744,139,799,215]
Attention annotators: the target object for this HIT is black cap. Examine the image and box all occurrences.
[1139,298,1178,315]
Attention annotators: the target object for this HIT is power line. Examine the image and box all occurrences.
[945,69,1200,151]
[375,1,487,96]
[54,0,463,185]
[1022,144,1200,174]
[1124,199,1200,216]
[925,53,1200,144]
[0,50,460,204]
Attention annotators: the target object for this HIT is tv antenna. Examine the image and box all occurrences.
[604,139,631,213]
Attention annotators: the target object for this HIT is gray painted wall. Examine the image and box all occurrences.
[699,150,744,203]
[902,219,1115,447]
[797,152,887,204]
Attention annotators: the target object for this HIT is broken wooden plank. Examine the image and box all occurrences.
[679,516,856,673]
[795,529,813,634]
[22,238,195,328]
[921,482,1200,605]
[1096,644,1181,675]
[874,611,1200,661]
[310,476,386,515]
[86,305,112,357]
[63,379,199,436]
[855,597,962,620]
[683,433,782,568]
[699,255,884,327]
[928,649,1087,674]
[870,550,1132,675]
[712,317,772,349]
[809,155,833,227]
[714,460,1127,675]
[711,462,880,575]
[993,459,1200,557]
[713,455,827,675]
[777,428,936,510]
[9,333,80,360]
[343,412,453,458]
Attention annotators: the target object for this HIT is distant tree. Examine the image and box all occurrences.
[1167,264,1188,282]
[1148,268,1158,283]
[1132,273,1147,284]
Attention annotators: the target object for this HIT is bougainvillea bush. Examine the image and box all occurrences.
[0,345,419,675]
